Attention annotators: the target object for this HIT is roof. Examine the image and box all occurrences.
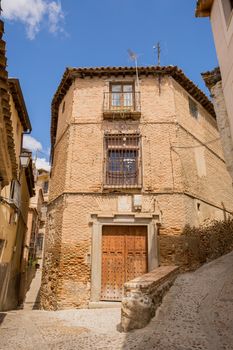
[201,67,221,90]
[9,78,32,132]
[51,65,216,161]
[195,0,213,17]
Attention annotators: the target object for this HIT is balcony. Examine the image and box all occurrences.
[103,91,141,119]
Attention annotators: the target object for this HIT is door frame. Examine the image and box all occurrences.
[89,213,160,302]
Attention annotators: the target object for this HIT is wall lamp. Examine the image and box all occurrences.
[19,152,31,168]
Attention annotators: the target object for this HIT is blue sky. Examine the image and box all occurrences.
[2,0,218,167]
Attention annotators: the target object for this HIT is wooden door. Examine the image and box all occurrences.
[101,225,147,301]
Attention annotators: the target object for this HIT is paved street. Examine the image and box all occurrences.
[1,251,233,350]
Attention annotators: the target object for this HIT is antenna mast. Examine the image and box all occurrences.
[153,42,162,94]
[157,42,161,66]
[153,42,161,66]
[128,49,140,91]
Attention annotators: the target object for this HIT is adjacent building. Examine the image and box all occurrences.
[41,65,233,310]
[35,169,49,263]
[196,0,233,180]
[0,19,35,310]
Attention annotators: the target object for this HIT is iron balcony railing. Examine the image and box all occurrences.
[103,91,141,117]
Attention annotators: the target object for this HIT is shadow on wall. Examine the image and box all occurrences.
[160,218,233,271]
[0,313,6,325]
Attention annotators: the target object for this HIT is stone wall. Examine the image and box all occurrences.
[121,266,179,331]
[40,196,65,310]
[160,218,233,271]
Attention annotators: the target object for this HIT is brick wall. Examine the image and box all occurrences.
[42,73,233,309]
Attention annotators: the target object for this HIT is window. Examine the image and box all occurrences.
[36,233,44,251]
[0,239,5,258]
[16,122,20,134]
[189,97,198,119]
[10,180,21,208]
[62,101,65,113]
[110,83,134,110]
[43,181,49,194]
[104,133,141,187]
[222,0,233,24]
[9,211,18,225]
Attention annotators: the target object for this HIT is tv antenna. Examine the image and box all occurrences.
[128,49,140,91]
[153,42,161,66]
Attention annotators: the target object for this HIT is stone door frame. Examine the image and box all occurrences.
[89,213,160,302]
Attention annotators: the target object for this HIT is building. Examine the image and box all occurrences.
[41,65,233,310]
[0,19,35,310]
[18,168,50,308]
[19,178,44,303]
[196,0,233,180]
[35,169,49,262]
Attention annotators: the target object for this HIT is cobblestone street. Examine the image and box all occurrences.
[1,251,233,350]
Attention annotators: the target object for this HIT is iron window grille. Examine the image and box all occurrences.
[104,132,141,188]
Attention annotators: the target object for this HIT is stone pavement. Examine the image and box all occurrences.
[1,251,233,350]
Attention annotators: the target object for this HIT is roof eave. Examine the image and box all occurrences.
[9,78,32,132]
[195,0,214,17]
[50,65,216,162]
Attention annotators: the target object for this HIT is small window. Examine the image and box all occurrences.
[62,101,65,113]
[104,133,141,187]
[0,239,5,257]
[221,0,233,24]
[10,180,21,208]
[16,122,20,134]
[43,181,49,194]
[189,97,198,119]
[9,211,18,225]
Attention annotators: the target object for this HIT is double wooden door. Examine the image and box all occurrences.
[101,225,148,301]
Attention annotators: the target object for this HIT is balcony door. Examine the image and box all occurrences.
[110,83,134,110]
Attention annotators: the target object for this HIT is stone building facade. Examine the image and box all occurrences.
[41,66,233,310]
[35,169,50,262]
[196,0,233,180]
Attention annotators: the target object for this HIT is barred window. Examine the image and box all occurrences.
[104,133,141,187]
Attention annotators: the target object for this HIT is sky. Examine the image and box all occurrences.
[2,0,218,170]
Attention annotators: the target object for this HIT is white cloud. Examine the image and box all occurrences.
[23,135,51,171]
[23,135,42,152]
[47,2,64,34]
[2,0,64,39]
[35,157,51,171]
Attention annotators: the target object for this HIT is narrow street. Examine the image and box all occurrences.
[1,251,233,350]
